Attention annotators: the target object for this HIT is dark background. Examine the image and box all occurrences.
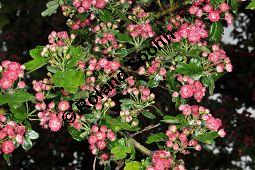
[0,0,254,169]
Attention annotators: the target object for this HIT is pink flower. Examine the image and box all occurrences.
[219,3,230,12]
[17,81,26,88]
[225,12,233,25]
[180,85,194,99]
[205,116,222,131]
[35,92,45,101]
[203,4,213,13]
[208,10,221,22]
[218,129,226,137]
[49,115,62,132]
[58,101,70,112]
[2,140,15,154]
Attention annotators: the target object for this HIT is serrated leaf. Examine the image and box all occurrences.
[99,9,112,22]
[68,126,85,141]
[41,4,59,17]
[10,105,27,122]
[25,46,48,72]
[26,130,39,140]
[53,70,85,93]
[146,133,168,144]
[66,46,85,69]
[193,132,219,144]
[0,90,34,106]
[175,63,203,78]
[246,0,255,9]
[209,22,224,43]
[124,161,141,170]
[141,111,156,119]
[117,33,133,43]
[22,137,33,150]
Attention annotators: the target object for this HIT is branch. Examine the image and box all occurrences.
[130,123,161,138]
[155,2,186,18]
[130,138,152,156]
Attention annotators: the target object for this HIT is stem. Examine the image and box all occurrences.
[93,156,96,170]
[130,123,161,137]
[157,0,163,10]
[130,138,152,156]
[155,3,182,18]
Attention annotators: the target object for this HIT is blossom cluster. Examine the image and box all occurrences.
[166,125,201,154]
[72,0,108,13]
[0,60,25,90]
[88,125,116,160]
[127,23,155,39]
[189,0,233,25]
[0,115,26,154]
[179,104,226,137]
[178,77,206,102]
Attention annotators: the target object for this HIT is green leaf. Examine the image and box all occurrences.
[110,139,132,161]
[161,114,189,126]
[42,1,59,17]
[25,46,48,72]
[193,132,219,144]
[146,133,168,144]
[66,46,85,69]
[22,137,33,150]
[10,105,27,122]
[3,154,11,166]
[104,164,111,170]
[175,63,203,78]
[166,71,176,91]
[124,161,141,170]
[105,115,137,131]
[209,22,224,43]
[53,70,85,93]
[26,130,39,140]
[0,90,34,106]
[201,75,215,95]
[141,111,156,119]
[246,0,255,9]
[68,126,85,141]
[231,0,238,13]
[117,33,133,43]
[99,10,113,22]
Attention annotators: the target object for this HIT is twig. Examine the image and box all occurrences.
[93,156,96,170]
[130,123,161,137]
[130,138,152,156]
[157,0,163,10]
[115,160,124,170]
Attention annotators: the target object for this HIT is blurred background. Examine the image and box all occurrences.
[0,0,254,169]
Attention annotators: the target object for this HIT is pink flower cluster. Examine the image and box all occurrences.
[203,44,233,72]
[189,0,233,25]
[138,58,166,76]
[48,31,71,46]
[132,6,149,19]
[94,32,119,55]
[147,150,173,170]
[72,0,108,13]
[0,116,26,154]
[71,18,91,30]
[88,125,116,160]
[127,23,155,39]
[79,58,121,74]
[122,85,155,102]
[176,75,206,102]
[174,20,208,43]
[0,60,25,90]
[179,104,226,137]
[166,125,201,154]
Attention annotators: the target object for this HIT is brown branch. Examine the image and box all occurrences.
[131,138,152,156]
[130,123,161,138]
[115,160,124,170]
